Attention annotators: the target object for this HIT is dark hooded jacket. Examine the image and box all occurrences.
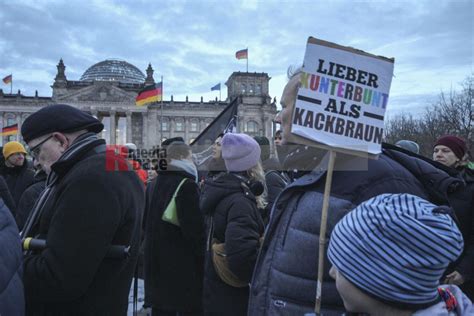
[143,165,204,312]
[22,134,144,316]
[0,199,24,316]
[248,144,463,315]
[200,173,265,315]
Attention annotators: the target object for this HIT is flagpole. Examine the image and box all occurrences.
[246,47,248,73]
[160,75,163,143]
[219,86,221,101]
[10,76,12,94]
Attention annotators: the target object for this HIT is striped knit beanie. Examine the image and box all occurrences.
[328,193,464,307]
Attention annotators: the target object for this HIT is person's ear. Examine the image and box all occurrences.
[52,132,68,148]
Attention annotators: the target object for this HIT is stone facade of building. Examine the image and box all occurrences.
[0,59,278,150]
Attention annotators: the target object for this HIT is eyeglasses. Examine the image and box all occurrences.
[28,135,53,159]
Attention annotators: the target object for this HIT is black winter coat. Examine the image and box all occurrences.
[23,139,144,316]
[0,199,24,316]
[249,146,438,315]
[383,144,474,298]
[143,168,204,312]
[16,170,47,231]
[200,173,265,315]
[455,166,474,298]
[0,161,35,207]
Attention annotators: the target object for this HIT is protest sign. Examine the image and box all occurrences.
[290,37,396,314]
[290,37,394,155]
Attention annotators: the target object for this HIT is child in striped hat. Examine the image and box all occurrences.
[328,193,473,315]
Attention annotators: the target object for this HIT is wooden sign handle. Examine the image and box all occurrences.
[314,150,337,314]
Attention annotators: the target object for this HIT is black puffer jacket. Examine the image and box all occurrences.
[383,143,473,298]
[455,166,473,299]
[200,173,265,315]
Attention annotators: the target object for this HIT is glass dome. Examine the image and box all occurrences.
[80,59,145,84]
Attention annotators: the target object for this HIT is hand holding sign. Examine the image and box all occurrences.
[293,37,395,314]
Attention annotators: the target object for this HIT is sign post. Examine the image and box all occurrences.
[291,37,395,314]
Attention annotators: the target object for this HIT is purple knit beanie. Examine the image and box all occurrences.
[222,133,261,172]
[434,135,467,159]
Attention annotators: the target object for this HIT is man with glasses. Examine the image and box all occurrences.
[0,141,35,208]
[20,104,144,315]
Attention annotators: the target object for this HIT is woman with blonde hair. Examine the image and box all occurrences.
[200,133,265,315]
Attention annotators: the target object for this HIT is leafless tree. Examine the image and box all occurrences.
[385,74,473,157]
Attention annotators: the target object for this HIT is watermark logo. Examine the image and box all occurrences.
[105,145,168,171]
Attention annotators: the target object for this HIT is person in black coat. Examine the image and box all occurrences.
[0,198,24,316]
[0,141,35,208]
[200,133,265,316]
[144,140,204,316]
[432,135,474,299]
[144,140,204,315]
[16,165,47,231]
[20,104,144,316]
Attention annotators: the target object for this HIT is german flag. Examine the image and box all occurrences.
[235,48,248,60]
[2,74,12,84]
[136,82,162,106]
[1,123,18,136]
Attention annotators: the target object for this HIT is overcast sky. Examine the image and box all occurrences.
[0,0,472,117]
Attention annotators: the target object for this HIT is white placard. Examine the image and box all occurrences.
[291,37,394,155]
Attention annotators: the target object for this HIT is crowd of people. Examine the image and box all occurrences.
[0,68,472,316]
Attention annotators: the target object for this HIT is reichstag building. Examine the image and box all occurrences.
[0,59,278,149]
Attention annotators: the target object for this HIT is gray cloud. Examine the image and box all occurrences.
[0,0,471,111]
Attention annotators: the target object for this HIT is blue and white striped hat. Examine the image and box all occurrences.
[328,193,464,307]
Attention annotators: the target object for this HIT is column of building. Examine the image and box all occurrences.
[141,112,148,148]
[109,110,116,144]
[148,109,158,147]
[126,110,132,143]
[184,116,189,143]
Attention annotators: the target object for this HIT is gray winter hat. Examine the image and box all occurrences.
[222,133,260,172]
[395,140,420,154]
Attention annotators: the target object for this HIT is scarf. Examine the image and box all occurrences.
[169,159,198,182]
[21,133,104,240]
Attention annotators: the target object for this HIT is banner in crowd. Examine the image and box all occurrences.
[291,37,394,155]
[190,97,238,167]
